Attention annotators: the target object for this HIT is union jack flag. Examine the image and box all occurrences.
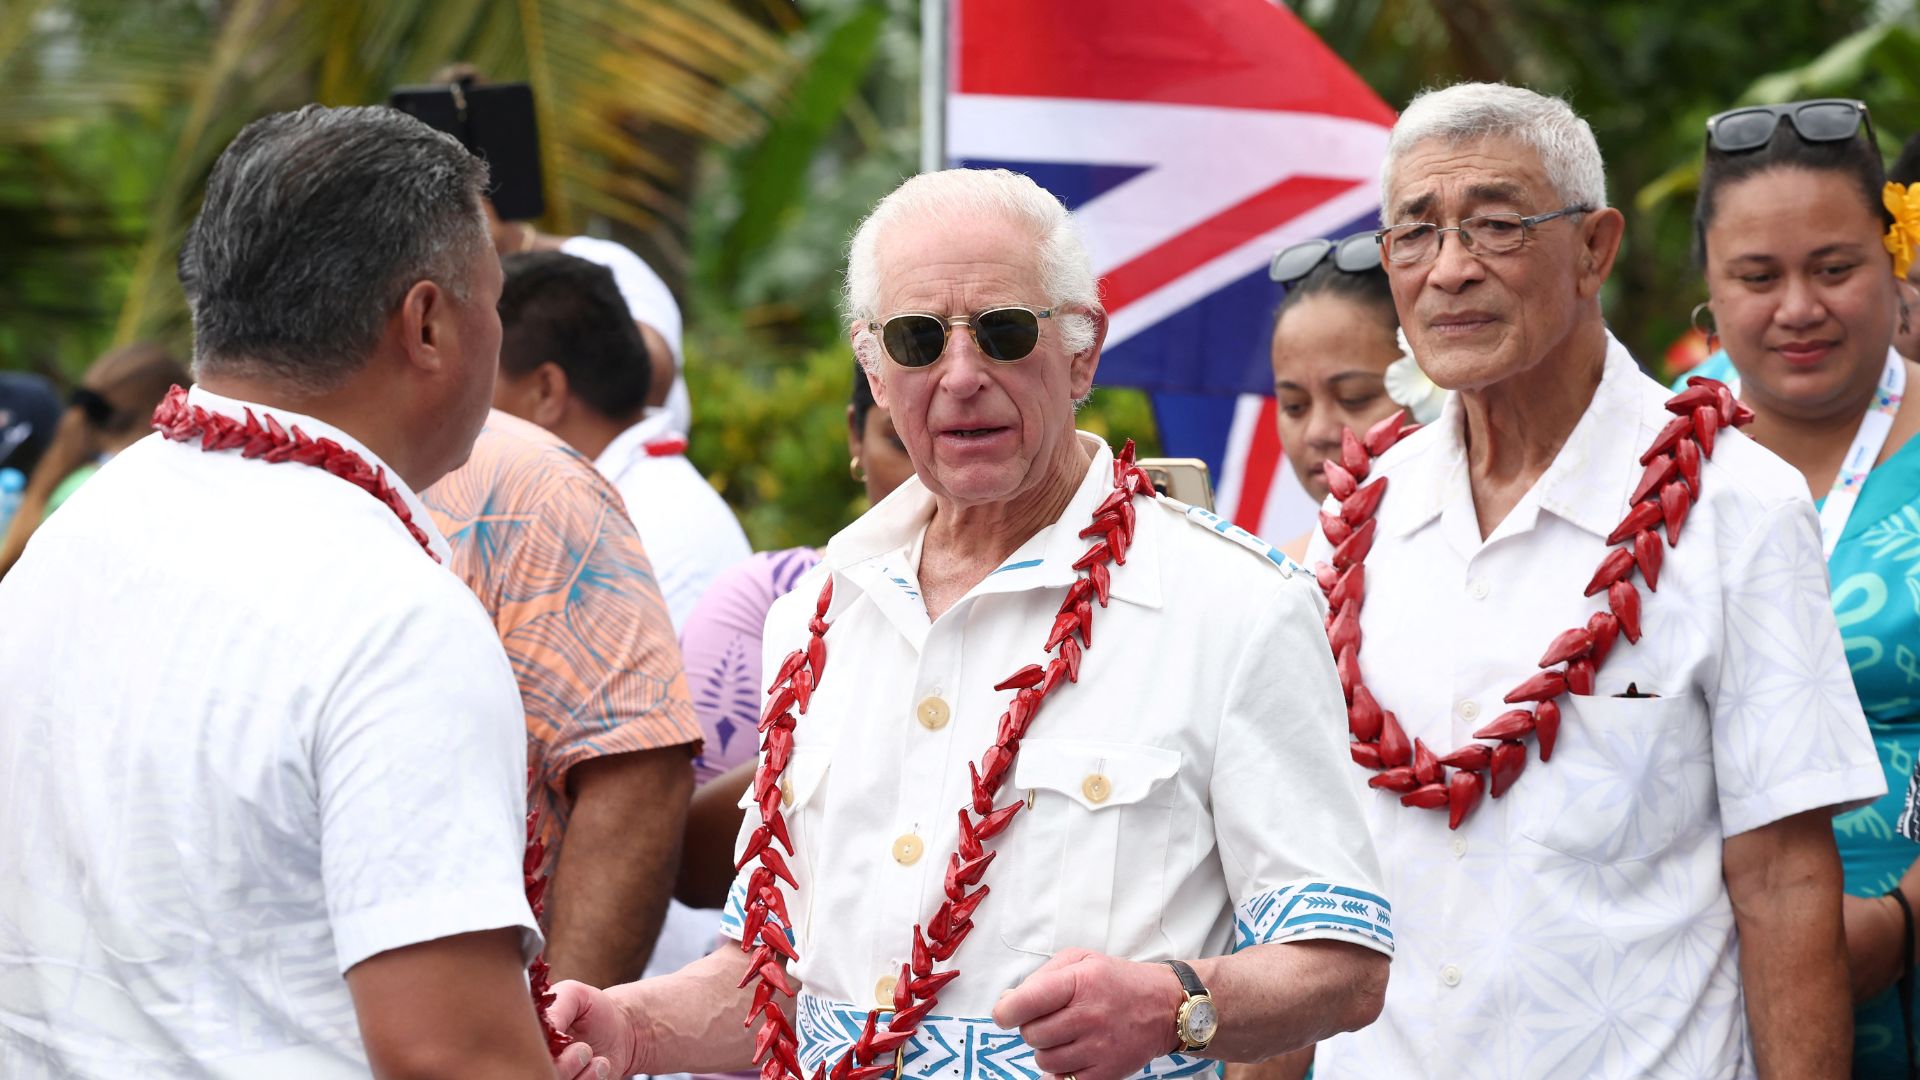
[943,0,1395,541]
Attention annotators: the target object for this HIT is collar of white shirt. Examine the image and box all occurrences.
[595,407,679,477]
[1382,331,1648,552]
[182,384,454,564]
[821,432,1163,634]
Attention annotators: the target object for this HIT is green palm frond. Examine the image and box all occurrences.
[0,0,795,373]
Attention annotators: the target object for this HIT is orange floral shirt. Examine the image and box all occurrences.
[423,411,700,854]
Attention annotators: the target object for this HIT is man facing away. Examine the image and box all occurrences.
[422,400,704,989]
[488,251,750,629]
[0,105,593,1079]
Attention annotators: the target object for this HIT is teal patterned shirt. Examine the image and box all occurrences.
[1683,352,1920,1078]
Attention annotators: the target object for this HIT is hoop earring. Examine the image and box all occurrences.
[1690,301,1721,356]
[850,456,866,483]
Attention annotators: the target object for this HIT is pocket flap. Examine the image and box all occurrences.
[1011,738,1181,811]
[735,747,832,813]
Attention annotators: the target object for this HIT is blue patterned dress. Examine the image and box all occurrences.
[1684,352,1920,1077]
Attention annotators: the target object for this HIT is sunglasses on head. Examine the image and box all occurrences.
[1706,98,1874,154]
[1269,232,1381,285]
[870,305,1053,368]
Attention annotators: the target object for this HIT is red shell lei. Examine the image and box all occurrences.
[737,441,1154,1080]
[151,385,572,1051]
[150,386,439,561]
[1314,378,1753,829]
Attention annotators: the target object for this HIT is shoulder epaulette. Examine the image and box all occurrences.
[1178,503,1303,578]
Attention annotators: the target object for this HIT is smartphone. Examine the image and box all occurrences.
[389,81,546,220]
[1138,458,1213,510]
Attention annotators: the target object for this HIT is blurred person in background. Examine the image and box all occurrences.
[0,104,593,1079]
[1891,131,1920,362]
[1267,232,1443,564]
[491,250,750,629]
[1690,97,1920,1078]
[0,343,188,578]
[422,405,703,990]
[0,371,63,544]
[0,371,63,478]
[656,362,916,1007]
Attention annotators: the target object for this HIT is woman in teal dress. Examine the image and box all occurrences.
[1690,98,1920,1077]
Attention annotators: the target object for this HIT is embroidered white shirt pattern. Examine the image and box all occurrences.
[1308,338,1884,1080]
[719,434,1389,1080]
[0,387,539,1079]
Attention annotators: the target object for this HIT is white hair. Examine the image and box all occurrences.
[844,168,1100,374]
[1381,82,1608,221]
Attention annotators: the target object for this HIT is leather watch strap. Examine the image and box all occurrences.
[1164,958,1206,997]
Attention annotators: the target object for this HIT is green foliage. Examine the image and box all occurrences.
[1294,0,1895,377]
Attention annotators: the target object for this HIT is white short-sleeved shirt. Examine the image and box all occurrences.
[719,434,1390,1080]
[1308,337,1883,1080]
[0,387,539,1079]
[595,408,751,629]
[560,234,693,436]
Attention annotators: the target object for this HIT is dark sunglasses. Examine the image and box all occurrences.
[1269,232,1381,285]
[871,306,1053,368]
[1706,98,1873,154]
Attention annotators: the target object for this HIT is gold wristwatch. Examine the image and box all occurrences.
[1163,959,1218,1052]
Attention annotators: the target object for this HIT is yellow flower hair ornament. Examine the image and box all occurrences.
[1883,181,1920,278]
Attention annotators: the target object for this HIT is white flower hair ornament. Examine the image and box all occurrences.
[1383,327,1446,424]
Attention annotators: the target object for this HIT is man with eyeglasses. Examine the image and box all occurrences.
[1303,82,1880,1080]
[542,167,1391,1080]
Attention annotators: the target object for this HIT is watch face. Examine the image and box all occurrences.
[1185,998,1219,1045]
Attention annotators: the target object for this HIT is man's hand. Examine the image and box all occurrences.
[548,980,642,1079]
[991,949,1184,1080]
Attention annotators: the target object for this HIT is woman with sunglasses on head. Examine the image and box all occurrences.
[1691,98,1920,1079]
[1267,232,1444,563]
[0,343,188,579]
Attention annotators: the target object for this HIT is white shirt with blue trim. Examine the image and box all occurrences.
[721,432,1390,1080]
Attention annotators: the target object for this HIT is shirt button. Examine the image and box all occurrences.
[1082,774,1112,804]
[891,833,924,866]
[780,778,794,808]
[1467,577,1490,600]
[1458,700,1480,722]
[1451,836,1468,858]
[916,695,951,731]
[875,974,897,1007]
[1441,964,1462,987]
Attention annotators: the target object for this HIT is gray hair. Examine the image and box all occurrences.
[844,168,1100,374]
[1381,83,1608,219]
[179,104,491,393]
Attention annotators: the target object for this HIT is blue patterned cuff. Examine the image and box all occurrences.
[1234,881,1392,953]
[720,873,795,944]
[719,874,749,940]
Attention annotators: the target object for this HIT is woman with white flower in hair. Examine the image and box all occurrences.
[1267,231,1444,562]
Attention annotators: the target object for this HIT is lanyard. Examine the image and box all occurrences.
[1730,349,1906,560]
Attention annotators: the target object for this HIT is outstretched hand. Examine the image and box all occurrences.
[991,948,1185,1080]
[547,980,635,1079]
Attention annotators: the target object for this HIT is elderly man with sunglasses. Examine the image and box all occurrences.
[1300,82,1881,1080]
[545,168,1391,1080]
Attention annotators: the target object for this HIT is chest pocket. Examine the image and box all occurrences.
[1512,693,1712,865]
[996,738,1181,957]
[736,748,831,949]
